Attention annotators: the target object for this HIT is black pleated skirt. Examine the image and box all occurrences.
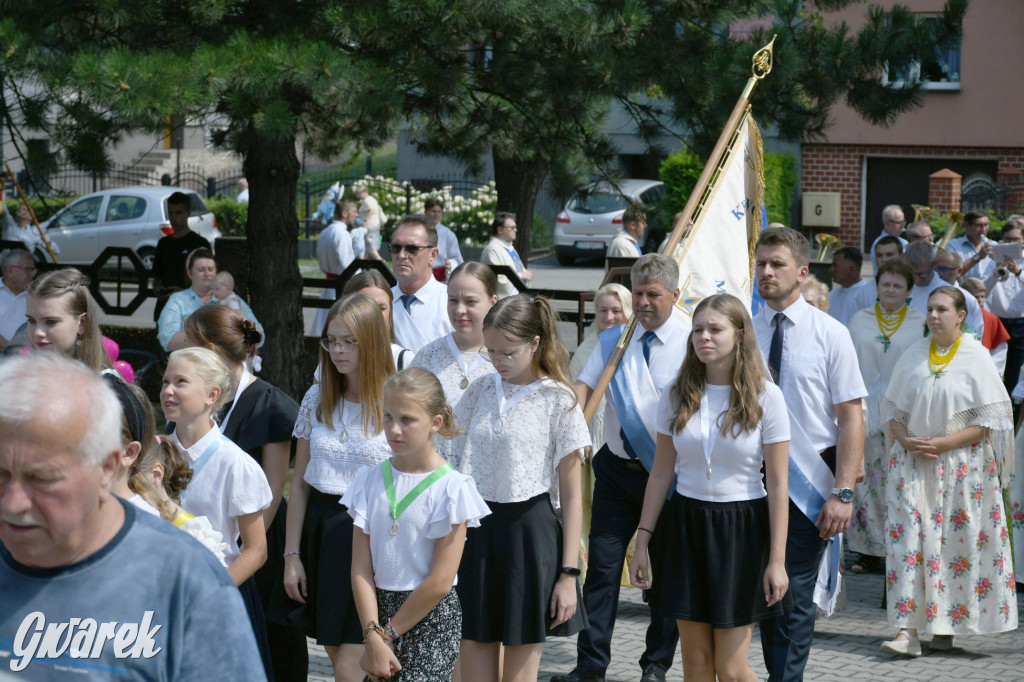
[277,488,362,646]
[650,494,790,629]
[457,493,588,645]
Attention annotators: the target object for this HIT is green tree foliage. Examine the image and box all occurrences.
[0,0,397,395]
[621,0,968,159]
[763,153,797,226]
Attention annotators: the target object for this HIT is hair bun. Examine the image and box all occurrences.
[239,318,263,347]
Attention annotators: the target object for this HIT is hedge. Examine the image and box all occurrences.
[659,150,798,229]
[205,197,249,238]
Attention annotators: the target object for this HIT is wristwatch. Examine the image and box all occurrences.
[559,566,582,577]
[831,487,854,503]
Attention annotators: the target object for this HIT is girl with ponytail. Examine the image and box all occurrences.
[451,293,591,681]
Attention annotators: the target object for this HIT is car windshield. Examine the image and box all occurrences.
[568,189,628,215]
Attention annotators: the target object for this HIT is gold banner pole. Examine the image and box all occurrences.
[3,163,59,263]
[582,36,776,424]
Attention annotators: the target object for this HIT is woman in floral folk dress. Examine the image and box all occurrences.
[880,287,1017,656]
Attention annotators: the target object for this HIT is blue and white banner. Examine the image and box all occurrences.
[671,112,765,320]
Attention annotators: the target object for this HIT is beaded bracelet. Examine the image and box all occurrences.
[383,619,403,654]
[282,550,300,558]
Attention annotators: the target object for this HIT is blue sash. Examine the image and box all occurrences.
[599,326,657,471]
[785,413,844,614]
[506,247,524,272]
[181,435,229,503]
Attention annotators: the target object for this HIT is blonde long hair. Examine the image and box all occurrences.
[668,293,766,435]
[318,292,395,433]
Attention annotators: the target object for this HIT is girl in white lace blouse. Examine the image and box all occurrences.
[411,261,499,404]
[453,294,591,682]
[283,293,395,681]
[345,368,489,681]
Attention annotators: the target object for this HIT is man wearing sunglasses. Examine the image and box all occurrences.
[389,215,454,352]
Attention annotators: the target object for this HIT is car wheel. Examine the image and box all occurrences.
[556,253,575,266]
[138,247,156,272]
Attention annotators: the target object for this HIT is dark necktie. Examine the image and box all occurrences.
[768,312,785,385]
[399,294,415,313]
[620,330,657,460]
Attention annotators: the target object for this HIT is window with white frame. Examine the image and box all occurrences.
[885,16,961,91]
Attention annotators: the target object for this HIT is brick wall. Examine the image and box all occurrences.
[801,144,1024,248]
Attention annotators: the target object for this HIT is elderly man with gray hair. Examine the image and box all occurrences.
[0,354,266,680]
[870,204,908,271]
[903,220,934,244]
[555,253,682,682]
[0,249,36,356]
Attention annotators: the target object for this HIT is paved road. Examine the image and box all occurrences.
[305,567,1023,680]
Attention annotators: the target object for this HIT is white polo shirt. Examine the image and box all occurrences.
[579,314,689,459]
[754,295,866,453]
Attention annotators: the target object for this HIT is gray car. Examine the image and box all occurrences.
[43,186,220,269]
[554,179,665,265]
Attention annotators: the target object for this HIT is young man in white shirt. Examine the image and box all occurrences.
[424,197,464,281]
[827,246,875,326]
[390,216,453,352]
[753,227,866,682]
[605,204,646,263]
[554,254,683,682]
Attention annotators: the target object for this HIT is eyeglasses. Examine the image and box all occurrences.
[480,343,532,365]
[389,243,431,256]
[320,337,359,352]
[934,266,957,274]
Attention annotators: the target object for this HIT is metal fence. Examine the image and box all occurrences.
[961,180,1024,218]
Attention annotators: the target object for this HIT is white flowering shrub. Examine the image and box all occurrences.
[355,175,498,245]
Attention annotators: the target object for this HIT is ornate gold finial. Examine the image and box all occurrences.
[752,35,776,80]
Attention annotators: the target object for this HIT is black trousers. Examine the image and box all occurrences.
[575,446,679,676]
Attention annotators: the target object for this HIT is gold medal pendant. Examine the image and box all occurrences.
[459,377,469,389]
[390,521,399,536]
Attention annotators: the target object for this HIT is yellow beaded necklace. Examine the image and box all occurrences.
[928,334,962,377]
[874,303,908,352]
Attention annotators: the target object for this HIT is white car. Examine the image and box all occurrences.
[554,179,665,265]
[43,186,220,269]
